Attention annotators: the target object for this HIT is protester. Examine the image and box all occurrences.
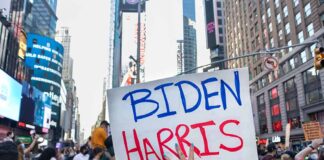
[91,121,109,149]
[104,132,115,160]
[0,140,18,160]
[295,138,324,160]
[261,143,276,160]
[2,131,15,142]
[73,145,89,160]
[164,143,194,160]
[90,147,104,160]
[38,147,57,160]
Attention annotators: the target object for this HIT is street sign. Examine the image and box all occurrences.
[302,121,324,141]
[263,56,279,71]
[108,68,258,160]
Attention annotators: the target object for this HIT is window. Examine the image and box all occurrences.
[279,30,283,40]
[296,12,301,25]
[284,78,295,93]
[285,23,290,34]
[217,10,222,16]
[270,87,278,99]
[287,40,292,52]
[217,1,221,8]
[284,6,288,17]
[305,3,311,17]
[219,28,223,34]
[257,94,265,105]
[270,38,274,47]
[262,14,266,23]
[219,36,224,43]
[289,58,295,70]
[277,14,281,23]
[218,19,223,25]
[275,0,280,8]
[303,67,323,105]
[307,23,314,37]
[301,51,307,63]
[298,31,304,43]
[310,43,317,58]
[293,0,299,7]
[258,94,268,134]
[288,117,301,129]
[269,23,272,32]
[272,121,283,132]
[272,104,280,116]
[286,98,298,111]
[267,8,271,17]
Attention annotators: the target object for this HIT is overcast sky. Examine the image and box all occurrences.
[56,0,110,138]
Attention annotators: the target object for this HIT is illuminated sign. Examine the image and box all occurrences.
[204,0,217,49]
[25,33,64,127]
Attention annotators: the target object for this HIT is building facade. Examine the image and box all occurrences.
[182,0,197,74]
[203,0,226,71]
[224,0,324,149]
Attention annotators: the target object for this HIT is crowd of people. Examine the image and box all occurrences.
[257,138,324,160]
[0,120,324,160]
[0,120,114,160]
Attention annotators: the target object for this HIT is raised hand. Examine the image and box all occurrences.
[164,143,194,160]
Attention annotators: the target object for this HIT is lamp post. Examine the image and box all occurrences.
[136,0,142,83]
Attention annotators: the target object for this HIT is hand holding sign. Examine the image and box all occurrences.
[164,143,195,160]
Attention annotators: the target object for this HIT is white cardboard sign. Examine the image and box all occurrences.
[107,68,258,160]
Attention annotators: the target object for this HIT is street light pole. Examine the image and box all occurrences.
[136,0,142,83]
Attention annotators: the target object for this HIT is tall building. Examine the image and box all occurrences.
[56,27,73,81]
[182,0,197,74]
[24,0,58,38]
[202,0,226,71]
[224,0,324,149]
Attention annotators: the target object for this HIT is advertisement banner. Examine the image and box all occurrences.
[108,68,258,160]
[25,33,64,127]
[121,0,145,12]
[204,0,217,49]
[19,81,52,128]
[0,69,22,121]
[121,13,146,86]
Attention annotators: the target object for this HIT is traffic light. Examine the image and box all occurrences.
[314,47,324,70]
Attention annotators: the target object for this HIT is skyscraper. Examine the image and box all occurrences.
[24,0,58,38]
[224,0,324,148]
[202,0,226,71]
[182,0,197,74]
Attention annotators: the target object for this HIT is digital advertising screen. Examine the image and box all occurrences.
[25,33,63,128]
[204,0,217,49]
[0,69,22,121]
[19,81,52,128]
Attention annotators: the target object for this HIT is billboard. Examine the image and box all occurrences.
[120,0,145,12]
[121,13,146,86]
[0,69,22,121]
[204,0,217,49]
[108,68,258,159]
[19,81,52,128]
[25,33,64,127]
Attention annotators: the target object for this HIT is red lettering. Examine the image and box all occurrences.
[219,120,243,152]
[122,129,144,160]
[175,124,201,157]
[191,120,219,156]
[143,138,161,160]
[157,128,178,160]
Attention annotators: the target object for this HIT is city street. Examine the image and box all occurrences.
[1,0,324,160]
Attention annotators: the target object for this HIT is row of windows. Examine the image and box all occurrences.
[257,67,322,134]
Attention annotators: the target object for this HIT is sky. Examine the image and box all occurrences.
[56,0,110,138]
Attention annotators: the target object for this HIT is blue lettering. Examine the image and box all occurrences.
[122,89,159,122]
[201,77,220,110]
[154,83,177,118]
[220,71,242,110]
[174,80,202,113]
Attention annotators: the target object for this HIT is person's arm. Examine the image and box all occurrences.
[24,135,39,154]
[295,138,323,160]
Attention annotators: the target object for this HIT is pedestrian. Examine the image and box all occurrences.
[91,121,109,149]
[0,140,18,160]
[280,150,295,160]
[73,145,89,160]
[2,131,15,142]
[38,147,57,160]
[295,138,324,160]
[261,143,276,160]
[90,147,104,160]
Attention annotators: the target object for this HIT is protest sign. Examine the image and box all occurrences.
[107,68,258,159]
[285,123,291,149]
[302,121,323,141]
